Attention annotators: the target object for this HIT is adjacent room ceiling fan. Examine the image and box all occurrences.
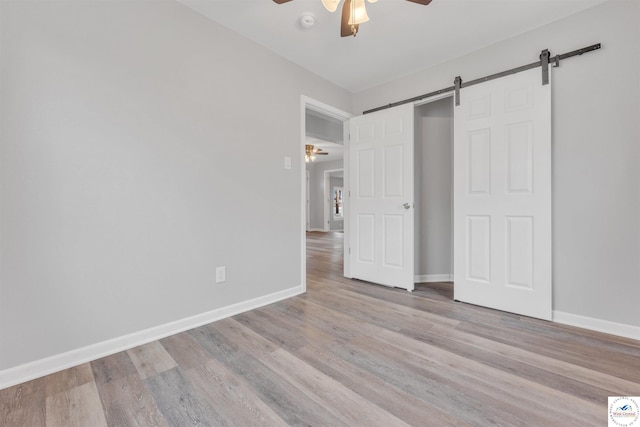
[306,144,329,162]
[273,0,433,37]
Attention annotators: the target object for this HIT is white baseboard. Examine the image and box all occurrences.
[415,274,454,283]
[553,311,640,341]
[306,228,325,232]
[0,286,304,391]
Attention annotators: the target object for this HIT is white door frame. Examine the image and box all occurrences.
[306,170,311,231]
[323,168,344,231]
[300,96,352,291]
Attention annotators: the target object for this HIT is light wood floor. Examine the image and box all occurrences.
[2,231,639,426]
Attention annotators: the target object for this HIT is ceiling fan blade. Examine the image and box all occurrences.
[272,0,293,4]
[316,152,329,155]
[341,0,359,37]
[405,0,433,5]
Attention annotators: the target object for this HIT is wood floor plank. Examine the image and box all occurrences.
[323,335,538,427]
[241,303,340,348]
[127,341,178,380]
[323,275,527,327]
[145,367,227,426]
[278,291,623,422]
[45,381,107,427]
[220,353,349,427]
[43,363,95,398]
[1,389,46,427]
[96,373,169,427]
[269,292,440,345]
[91,351,138,387]
[189,322,348,426]
[233,308,321,353]
[184,358,288,427]
[307,285,459,336]
[294,342,469,427]
[0,377,45,403]
[426,323,640,397]
[371,319,622,407]
[160,331,216,370]
[188,323,242,367]
[207,318,280,357]
[270,296,601,424]
[455,320,640,382]
[370,327,601,425]
[259,348,412,426]
[211,310,451,421]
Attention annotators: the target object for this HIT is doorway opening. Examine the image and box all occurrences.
[300,96,351,292]
[324,169,344,232]
[301,95,455,294]
[414,96,454,286]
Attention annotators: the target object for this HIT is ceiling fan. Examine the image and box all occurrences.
[273,0,433,37]
[306,144,329,162]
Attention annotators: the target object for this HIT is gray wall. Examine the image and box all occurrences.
[354,0,640,327]
[306,160,344,230]
[415,98,453,278]
[0,0,350,369]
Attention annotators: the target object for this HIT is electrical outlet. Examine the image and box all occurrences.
[216,266,226,283]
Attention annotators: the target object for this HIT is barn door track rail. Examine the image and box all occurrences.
[363,43,601,114]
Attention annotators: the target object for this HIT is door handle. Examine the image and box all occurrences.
[403,203,414,210]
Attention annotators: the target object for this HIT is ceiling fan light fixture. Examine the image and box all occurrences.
[321,0,340,12]
[348,0,369,25]
[305,144,313,162]
[306,144,329,162]
[274,0,432,38]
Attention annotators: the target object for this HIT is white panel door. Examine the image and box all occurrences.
[349,104,414,291]
[454,67,552,320]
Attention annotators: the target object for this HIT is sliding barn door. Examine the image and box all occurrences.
[454,67,552,320]
[349,104,415,291]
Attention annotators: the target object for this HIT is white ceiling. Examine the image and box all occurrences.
[178,0,606,93]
